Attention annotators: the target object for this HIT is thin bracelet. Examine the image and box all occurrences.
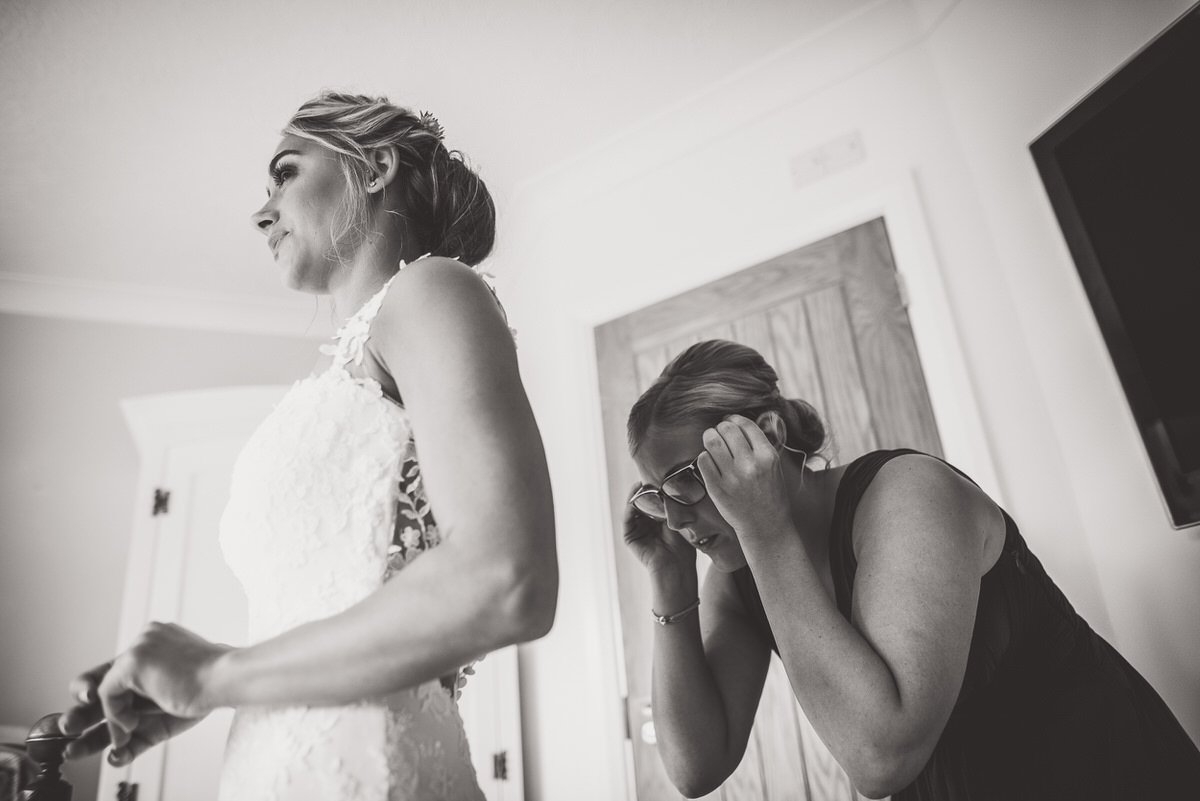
[651,598,700,626]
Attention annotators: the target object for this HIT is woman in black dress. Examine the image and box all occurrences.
[623,339,1200,800]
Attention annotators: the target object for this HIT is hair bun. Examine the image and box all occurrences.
[782,397,827,457]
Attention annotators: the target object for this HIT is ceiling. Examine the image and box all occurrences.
[0,0,880,312]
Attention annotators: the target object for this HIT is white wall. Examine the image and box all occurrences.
[497,1,1200,797]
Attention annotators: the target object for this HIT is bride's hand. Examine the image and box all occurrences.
[78,622,232,760]
[59,658,206,765]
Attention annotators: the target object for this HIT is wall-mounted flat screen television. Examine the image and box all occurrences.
[1031,2,1200,528]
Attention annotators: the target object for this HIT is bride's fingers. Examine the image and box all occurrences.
[130,695,168,714]
[98,662,140,749]
[59,700,105,737]
[107,715,189,767]
[108,730,154,767]
[68,661,113,703]
[63,721,111,760]
[61,690,167,738]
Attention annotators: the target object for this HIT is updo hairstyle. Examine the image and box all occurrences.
[627,339,827,460]
[283,90,495,266]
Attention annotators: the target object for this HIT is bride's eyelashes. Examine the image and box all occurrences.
[269,163,297,190]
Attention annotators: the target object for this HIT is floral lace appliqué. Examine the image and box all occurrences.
[317,272,399,370]
[386,454,440,572]
[318,256,517,367]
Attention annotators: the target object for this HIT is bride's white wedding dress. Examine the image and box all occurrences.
[217,260,487,800]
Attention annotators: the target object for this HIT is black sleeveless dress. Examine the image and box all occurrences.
[731,449,1200,800]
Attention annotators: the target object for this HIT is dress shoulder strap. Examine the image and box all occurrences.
[319,272,400,370]
[318,255,516,371]
[404,253,517,340]
[467,263,518,342]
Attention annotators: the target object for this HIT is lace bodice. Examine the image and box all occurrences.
[216,259,490,800]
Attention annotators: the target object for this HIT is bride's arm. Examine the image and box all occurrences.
[206,257,558,707]
[72,258,556,759]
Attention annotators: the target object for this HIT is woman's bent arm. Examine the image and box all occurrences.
[744,455,999,797]
[650,566,772,797]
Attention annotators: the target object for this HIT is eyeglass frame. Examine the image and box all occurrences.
[628,437,810,521]
[628,454,707,520]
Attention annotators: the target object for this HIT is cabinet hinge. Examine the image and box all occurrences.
[152,488,170,516]
[492,750,508,780]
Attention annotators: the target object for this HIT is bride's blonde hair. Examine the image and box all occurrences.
[283,91,495,266]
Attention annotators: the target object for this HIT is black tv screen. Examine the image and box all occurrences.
[1031,2,1200,528]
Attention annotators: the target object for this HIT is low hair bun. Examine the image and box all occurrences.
[423,149,496,267]
[780,397,826,457]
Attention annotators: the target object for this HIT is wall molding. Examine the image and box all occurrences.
[0,270,332,339]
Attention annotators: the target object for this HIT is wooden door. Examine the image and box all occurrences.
[595,218,942,801]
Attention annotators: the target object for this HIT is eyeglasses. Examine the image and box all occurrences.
[629,455,707,520]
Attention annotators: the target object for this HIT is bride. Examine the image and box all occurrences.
[58,91,558,800]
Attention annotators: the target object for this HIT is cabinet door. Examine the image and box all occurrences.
[457,645,526,801]
[99,386,285,801]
